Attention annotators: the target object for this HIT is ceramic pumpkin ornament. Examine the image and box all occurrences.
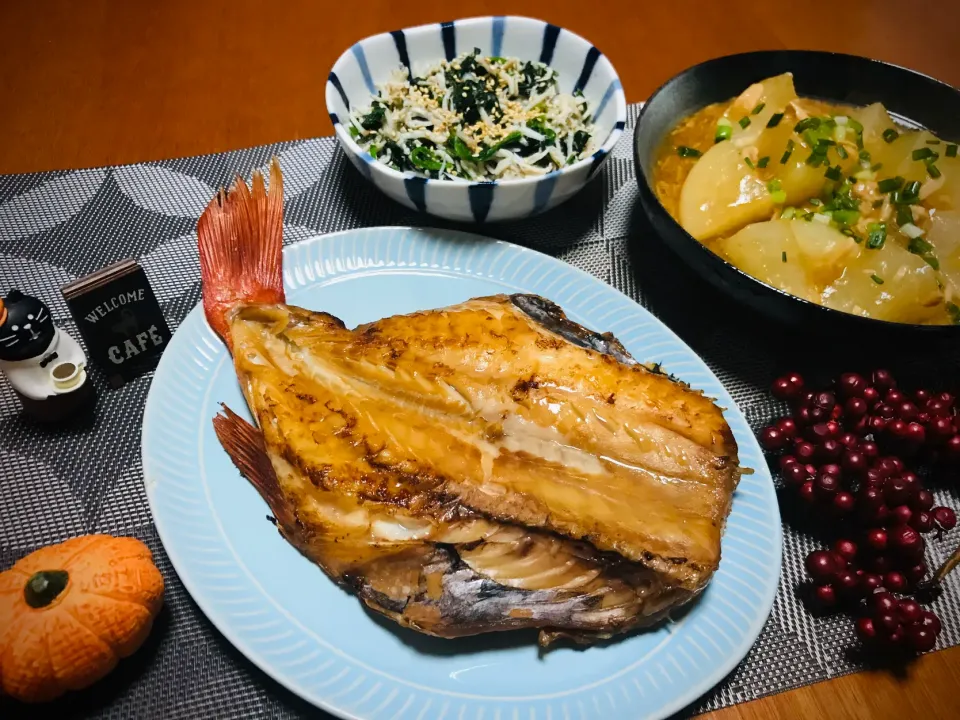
[0,534,164,703]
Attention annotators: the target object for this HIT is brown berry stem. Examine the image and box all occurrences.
[933,544,960,585]
[24,570,69,608]
[915,544,960,602]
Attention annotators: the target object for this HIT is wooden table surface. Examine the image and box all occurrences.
[3,1,960,718]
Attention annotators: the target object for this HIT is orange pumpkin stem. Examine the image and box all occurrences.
[24,570,69,608]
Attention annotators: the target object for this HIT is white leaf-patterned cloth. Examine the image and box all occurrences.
[113,165,214,218]
[0,170,106,238]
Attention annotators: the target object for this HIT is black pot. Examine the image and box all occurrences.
[633,50,960,339]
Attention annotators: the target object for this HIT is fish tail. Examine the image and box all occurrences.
[212,404,295,529]
[197,157,285,347]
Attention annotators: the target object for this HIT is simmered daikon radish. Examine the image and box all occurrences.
[722,73,798,148]
[679,142,773,240]
[792,219,862,287]
[850,103,899,160]
[928,212,960,304]
[654,74,960,325]
[678,74,800,240]
[822,242,944,324]
[714,221,812,300]
[715,220,858,299]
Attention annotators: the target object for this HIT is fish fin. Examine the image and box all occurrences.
[198,157,285,347]
[510,293,638,366]
[212,403,295,528]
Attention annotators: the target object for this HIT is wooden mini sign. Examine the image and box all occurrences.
[62,259,173,387]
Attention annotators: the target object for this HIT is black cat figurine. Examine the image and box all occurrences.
[0,289,95,421]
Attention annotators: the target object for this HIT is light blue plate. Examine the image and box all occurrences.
[142,227,781,720]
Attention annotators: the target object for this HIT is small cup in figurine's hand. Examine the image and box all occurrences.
[51,361,84,392]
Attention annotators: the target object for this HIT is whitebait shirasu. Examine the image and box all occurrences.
[347,49,598,181]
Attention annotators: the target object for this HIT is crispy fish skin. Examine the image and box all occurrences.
[213,406,690,644]
[198,160,739,645]
[227,295,738,592]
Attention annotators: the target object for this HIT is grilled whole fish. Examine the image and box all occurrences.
[199,160,740,646]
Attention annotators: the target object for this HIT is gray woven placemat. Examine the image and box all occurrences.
[2,104,959,719]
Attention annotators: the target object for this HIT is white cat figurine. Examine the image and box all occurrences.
[0,290,93,420]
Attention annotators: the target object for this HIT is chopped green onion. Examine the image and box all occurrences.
[947,144,958,158]
[871,163,883,172]
[905,227,929,243]
[767,179,782,192]
[677,146,702,158]
[912,147,936,161]
[858,150,871,163]
[780,207,797,219]
[802,212,815,221]
[752,102,766,115]
[794,117,821,133]
[744,156,755,169]
[847,118,864,133]
[872,199,884,209]
[928,164,942,179]
[369,145,379,158]
[813,212,832,225]
[904,234,938,269]
[715,124,733,143]
[825,165,843,181]
[780,139,795,164]
[767,113,784,128]
[947,302,960,325]
[771,190,787,204]
[806,152,826,167]
[832,209,860,226]
[866,222,887,249]
[738,116,751,129]
[837,145,849,159]
[883,128,900,143]
[878,176,904,193]
[809,198,822,206]
[927,139,941,145]
[896,205,913,226]
[757,156,770,168]
[781,251,787,263]
[902,180,922,203]
[871,274,884,285]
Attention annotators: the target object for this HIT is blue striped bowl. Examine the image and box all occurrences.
[326,16,626,223]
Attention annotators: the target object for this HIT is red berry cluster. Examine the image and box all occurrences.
[760,370,956,654]
[856,592,941,652]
